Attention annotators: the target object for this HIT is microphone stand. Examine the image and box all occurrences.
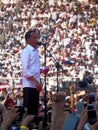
[46,49,64,92]
[42,43,47,127]
[41,43,65,127]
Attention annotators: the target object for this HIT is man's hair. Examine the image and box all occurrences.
[25,29,37,41]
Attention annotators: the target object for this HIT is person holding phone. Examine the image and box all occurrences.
[77,102,98,130]
[20,29,42,116]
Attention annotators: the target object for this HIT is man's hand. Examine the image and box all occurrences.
[77,110,88,130]
[35,82,42,93]
[77,102,98,130]
[21,115,35,126]
[69,84,75,91]
[37,86,42,93]
[28,76,42,93]
[0,104,19,130]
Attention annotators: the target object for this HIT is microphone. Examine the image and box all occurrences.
[38,42,47,46]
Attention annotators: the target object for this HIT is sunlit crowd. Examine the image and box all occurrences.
[0,0,98,89]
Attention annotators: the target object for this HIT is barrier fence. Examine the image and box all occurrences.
[0,76,97,93]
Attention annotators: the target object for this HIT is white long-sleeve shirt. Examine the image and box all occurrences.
[20,44,40,88]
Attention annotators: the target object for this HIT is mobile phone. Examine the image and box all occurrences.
[78,90,85,96]
[87,104,97,125]
[62,112,79,130]
[76,101,84,115]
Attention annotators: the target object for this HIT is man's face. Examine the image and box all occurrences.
[28,32,39,48]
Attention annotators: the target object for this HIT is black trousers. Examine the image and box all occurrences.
[23,87,39,115]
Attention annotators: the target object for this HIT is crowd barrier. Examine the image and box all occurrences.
[0,76,97,92]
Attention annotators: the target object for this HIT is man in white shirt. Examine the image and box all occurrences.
[20,29,42,116]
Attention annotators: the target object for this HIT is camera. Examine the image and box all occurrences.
[87,104,97,125]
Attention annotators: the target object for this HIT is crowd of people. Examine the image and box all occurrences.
[0,84,98,130]
[0,0,98,129]
[0,0,98,90]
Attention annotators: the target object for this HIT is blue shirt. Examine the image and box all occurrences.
[20,44,40,88]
